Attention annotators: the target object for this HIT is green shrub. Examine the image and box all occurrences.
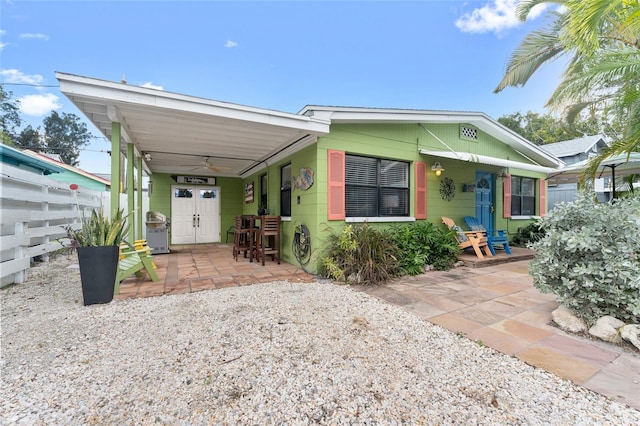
[510,221,545,247]
[319,224,398,285]
[389,221,460,274]
[529,192,640,325]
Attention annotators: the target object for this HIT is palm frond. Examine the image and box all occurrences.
[494,20,567,93]
[564,0,622,53]
[516,0,566,21]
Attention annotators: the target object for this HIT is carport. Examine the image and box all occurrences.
[56,72,330,239]
[547,153,640,198]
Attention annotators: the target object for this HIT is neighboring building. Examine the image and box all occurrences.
[21,150,110,191]
[542,135,609,208]
[0,143,66,176]
[542,135,608,166]
[56,73,563,272]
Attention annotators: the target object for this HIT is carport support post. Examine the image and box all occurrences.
[127,142,135,242]
[110,122,121,218]
[137,156,143,241]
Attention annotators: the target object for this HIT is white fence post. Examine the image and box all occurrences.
[1,163,104,287]
[13,221,26,283]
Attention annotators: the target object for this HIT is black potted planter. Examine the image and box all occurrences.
[65,208,128,306]
[77,245,119,305]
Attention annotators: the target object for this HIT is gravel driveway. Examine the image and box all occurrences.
[2,254,639,425]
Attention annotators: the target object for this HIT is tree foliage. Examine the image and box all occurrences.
[43,111,92,166]
[497,110,624,145]
[1,84,93,166]
[15,125,45,151]
[495,0,640,181]
[0,84,22,145]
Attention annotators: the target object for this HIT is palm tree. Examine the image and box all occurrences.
[495,0,640,183]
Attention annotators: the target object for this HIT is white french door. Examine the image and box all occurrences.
[171,186,220,244]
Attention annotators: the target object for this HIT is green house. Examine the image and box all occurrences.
[57,73,562,272]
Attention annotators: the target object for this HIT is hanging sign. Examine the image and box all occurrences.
[174,175,216,185]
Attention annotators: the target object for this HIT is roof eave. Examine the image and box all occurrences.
[301,106,562,168]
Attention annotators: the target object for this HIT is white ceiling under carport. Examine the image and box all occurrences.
[56,72,331,178]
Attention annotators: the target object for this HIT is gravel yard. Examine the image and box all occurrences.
[2,254,639,425]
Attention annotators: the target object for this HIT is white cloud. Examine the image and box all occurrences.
[141,81,163,90]
[225,40,238,48]
[0,29,6,51]
[20,33,50,41]
[455,0,548,35]
[1,68,45,85]
[18,93,61,116]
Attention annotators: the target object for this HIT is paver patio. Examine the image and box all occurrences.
[358,259,640,411]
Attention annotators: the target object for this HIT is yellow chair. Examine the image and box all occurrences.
[116,239,159,294]
[442,217,493,259]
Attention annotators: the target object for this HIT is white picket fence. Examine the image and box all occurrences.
[1,163,102,286]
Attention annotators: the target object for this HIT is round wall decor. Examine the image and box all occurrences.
[439,177,456,202]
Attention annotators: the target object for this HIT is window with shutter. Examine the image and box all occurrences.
[503,174,512,218]
[539,179,547,217]
[327,150,346,220]
[345,155,409,217]
[510,176,536,216]
[415,162,427,219]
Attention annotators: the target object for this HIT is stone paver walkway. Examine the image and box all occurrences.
[115,244,639,411]
[355,260,640,411]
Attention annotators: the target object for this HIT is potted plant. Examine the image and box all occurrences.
[257,202,269,216]
[65,209,128,305]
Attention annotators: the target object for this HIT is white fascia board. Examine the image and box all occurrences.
[420,149,557,173]
[56,72,330,134]
[300,105,562,168]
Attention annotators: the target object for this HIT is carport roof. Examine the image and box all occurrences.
[56,72,330,178]
[56,73,562,180]
[547,152,640,185]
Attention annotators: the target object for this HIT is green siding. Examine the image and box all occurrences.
[146,120,548,273]
[241,144,320,268]
[148,173,244,242]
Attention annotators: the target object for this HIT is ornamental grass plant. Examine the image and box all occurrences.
[65,208,128,247]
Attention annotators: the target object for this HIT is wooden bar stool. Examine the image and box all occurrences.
[253,215,281,266]
[232,215,253,261]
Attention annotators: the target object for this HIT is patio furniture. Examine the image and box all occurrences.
[225,225,235,243]
[442,217,493,259]
[252,215,281,266]
[464,216,512,255]
[116,240,159,292]
[233,215,254,261]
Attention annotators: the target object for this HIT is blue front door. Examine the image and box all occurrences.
[475,172,494,235]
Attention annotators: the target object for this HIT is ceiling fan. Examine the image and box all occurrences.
[183,157,230,173]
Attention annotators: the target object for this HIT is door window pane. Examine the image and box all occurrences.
[174,188,193,198]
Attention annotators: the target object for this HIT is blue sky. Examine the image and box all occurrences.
[1,0,563,173]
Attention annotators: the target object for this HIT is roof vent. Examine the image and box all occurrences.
[461,126,477,140]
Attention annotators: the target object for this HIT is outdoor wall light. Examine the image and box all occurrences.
[143,152,152,161]
[431,162,445,176]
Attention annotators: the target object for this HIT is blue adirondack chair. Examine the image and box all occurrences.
[463,216,512,256]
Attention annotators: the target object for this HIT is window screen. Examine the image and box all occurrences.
[511,176,536,216]
[281,164,292,216]
[345,155,409,217]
